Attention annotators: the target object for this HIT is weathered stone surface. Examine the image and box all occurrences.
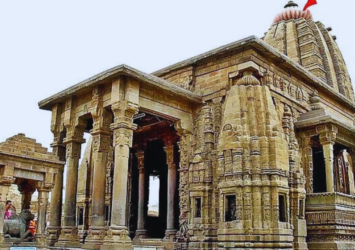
[27,2,355,250]
[0,134,64,248]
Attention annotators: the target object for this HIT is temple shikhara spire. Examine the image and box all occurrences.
[0,0,355,249]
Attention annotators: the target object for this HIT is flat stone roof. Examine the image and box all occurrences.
[38,64,202,111]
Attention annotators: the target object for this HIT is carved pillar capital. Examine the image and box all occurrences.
[0,177,15,187]
[174,119,193,135]
[111,101,139,130]
[63,123,86,145]
[37,181,54,193]
[51,142,66,162]
[164,143,175,170]
[317,125,338,193]
[112,127,134,147]
[64,142,82,159]
[91,133,111,153]
[90,86,112,134]
[317,124,338,145]
[17,180,36,195]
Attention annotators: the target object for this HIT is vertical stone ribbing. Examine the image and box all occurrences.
[286,20,301,63]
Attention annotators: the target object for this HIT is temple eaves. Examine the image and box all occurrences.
[38,64,202,111]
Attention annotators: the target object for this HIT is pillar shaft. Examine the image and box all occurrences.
[91,152,107,226]
[47,143,65,247]
[134,150,147,240]
[102,97,138,248]
[63,142,82,227]
[49,169,64,226]
[136,151,145,230]
[82,133,111,249]
[164,144,177,241]
[111,141,130,227]
[90,134,110,227]
[0,185,10,243]
[102,127,133,246]
[318,125,338,193]
[322,142,335,192]
[37,188,49,246]
[167,164,177,229]
[348,150,355,195]
[21,192,32,210]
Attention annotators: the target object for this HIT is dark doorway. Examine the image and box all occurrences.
[312,136,327,193]
[145,140,168,239]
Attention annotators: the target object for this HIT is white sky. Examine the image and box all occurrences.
[1,0,355,150]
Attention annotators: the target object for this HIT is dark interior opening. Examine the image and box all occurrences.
[225,195,237,222]
[105,205,110,223]
[312,136,327,193]
[145,140,168,239]
[195,198,202,218]
[279,194,287,222]
[78,207,84,226]
[84,117,93,132]
[129,116,180,239]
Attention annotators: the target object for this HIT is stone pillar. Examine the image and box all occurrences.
[322,142,335,193]
[164,143,178,241]
[318,125,338,193]
[102,102,138,249]
[47,167,64,245]
[36,183,50,246]
[83,132,110,249]
[0,184,10,245]
[56,131,85,248]
[348,149,355,195]
[300,136,313,194]
[47,102,67,246]
[134,150,147,240]
[17,180,36,211]
[102,78,139,249]
[102,127,134,249]
[21,193,32,210]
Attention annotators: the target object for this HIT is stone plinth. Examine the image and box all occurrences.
[306,192,355,249]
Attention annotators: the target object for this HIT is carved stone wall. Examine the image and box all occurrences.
[214,69,295,249]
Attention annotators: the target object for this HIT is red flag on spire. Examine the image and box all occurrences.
[303,0,317,11]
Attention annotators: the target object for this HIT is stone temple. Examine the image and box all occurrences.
[1,1,355,249]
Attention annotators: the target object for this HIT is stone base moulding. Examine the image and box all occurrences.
[82,226,107,249]
[101,226,133,250]
[54,226,82,249]
[46,226,62,246]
